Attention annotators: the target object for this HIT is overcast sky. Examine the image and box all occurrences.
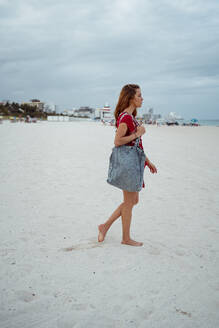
[1,0,219,119]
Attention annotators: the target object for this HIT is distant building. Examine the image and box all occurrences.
[47,116,69,122]
[74,106,94,118]
[22,99,44,111]
[62,110,69,116]
[165,112,183,122]
[95,103,112,120]
[64,109,76,116]
[142,108,161,123]
[142,113,152,122]
[153,114,162,121]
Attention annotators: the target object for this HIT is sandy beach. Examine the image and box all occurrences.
[0,120,219,328]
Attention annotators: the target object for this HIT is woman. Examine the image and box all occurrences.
[98,84,157,246]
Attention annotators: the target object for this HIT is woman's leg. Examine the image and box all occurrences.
[98,191,142,246]
[121,191,143,246]
[98,202,124,242]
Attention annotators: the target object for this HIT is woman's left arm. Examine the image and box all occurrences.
[145,158,157,174]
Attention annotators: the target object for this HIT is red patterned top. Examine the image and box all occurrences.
[116,112,144,150]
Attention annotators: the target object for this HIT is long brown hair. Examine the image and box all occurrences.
[114,84,140,123]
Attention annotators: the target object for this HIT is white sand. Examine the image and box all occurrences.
[0,120,219,328]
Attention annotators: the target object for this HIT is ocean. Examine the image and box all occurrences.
[197,120,219,127]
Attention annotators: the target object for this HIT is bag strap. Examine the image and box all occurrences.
[118,112,128,125]
[118,112,141,148]
[134,137,141,148]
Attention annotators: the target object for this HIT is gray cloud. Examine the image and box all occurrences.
[0,0,219,118]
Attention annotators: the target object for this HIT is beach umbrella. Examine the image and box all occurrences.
[191,118,198,123]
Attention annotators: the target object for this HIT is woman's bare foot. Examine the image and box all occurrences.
[121,239,143,247]
[98,224,107,242]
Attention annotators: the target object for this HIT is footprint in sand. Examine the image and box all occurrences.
[71,303,88,311]
[147,247,161,255]
[62,241,102,252]
[175,249,186,256]
[176,308,192,318]
[15,290,36,303]
[209,229,219,234]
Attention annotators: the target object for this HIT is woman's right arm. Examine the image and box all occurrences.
[114,123,145,147]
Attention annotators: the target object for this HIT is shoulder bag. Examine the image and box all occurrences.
[107,113,146,192]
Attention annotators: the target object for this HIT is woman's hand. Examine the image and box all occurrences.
[146,160,157,174]
[136,125,146,137]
